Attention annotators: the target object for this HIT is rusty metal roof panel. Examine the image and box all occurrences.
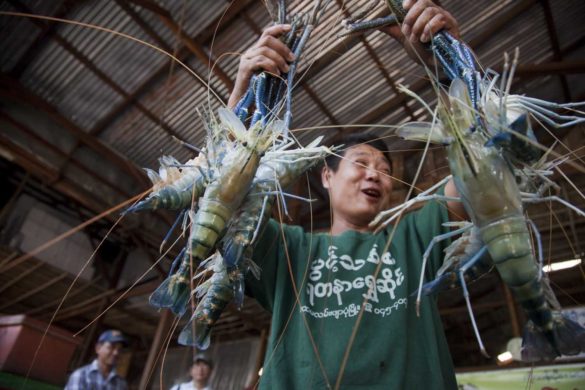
[155,0,231,41]
[552,0,585,48]
[58,1,167,93]
[0,1,63,72]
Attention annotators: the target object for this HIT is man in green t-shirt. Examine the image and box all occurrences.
[229,1,465,388]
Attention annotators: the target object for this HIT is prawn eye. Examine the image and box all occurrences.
[242,141,248,147]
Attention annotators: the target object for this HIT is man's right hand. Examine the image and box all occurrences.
[228,24,296,109]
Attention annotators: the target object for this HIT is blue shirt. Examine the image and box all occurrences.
[65,359,128,390]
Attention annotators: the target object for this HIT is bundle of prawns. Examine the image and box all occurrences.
[127,0,333,349]
[357,0,585,362]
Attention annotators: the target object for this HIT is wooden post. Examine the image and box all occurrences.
[247,328,269,389]
[139,309,173,390]
[74,297,109,368]
[502,283,521,337]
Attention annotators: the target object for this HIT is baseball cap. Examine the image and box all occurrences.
[97,329,128,346]
[193,352,213,368]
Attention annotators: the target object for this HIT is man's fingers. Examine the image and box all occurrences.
[257,35,295,62]
[421,14,446,42]
[402,0,416,10]
[261,24,292,39]
[402,0,427,36]
[250,46,290,74]
[402,0,459,43]
[410,7,440,42]
[257,58,283,76]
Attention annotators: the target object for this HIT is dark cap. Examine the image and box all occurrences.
[97,329,128,346]
[193,352,213,368]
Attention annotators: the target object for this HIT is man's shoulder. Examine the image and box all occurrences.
[170,381,194,390]
[65,363,92,389]
[69,363,92,377]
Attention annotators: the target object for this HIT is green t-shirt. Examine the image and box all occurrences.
[247,198,457,390]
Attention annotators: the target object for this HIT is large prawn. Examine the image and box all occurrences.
[371,74,585,361]
[344,0,585,362]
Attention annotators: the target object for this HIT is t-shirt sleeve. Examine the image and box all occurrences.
[409,187,452,279]
[246,219,305,312]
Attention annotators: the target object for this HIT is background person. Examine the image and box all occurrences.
[170,353,213,390]
[64,329,128,390]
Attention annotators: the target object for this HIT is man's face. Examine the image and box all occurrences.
[95,341,124,368]
[322,144,393,228]
[191,361,212,383]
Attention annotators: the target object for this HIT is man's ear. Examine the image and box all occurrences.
[321,166,331,189]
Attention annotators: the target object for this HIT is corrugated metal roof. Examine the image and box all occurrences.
[1,0,584,371]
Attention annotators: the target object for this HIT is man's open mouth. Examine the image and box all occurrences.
[362,188,381,198]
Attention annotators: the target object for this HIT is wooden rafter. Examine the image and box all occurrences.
[127,0,234,90]
[0,76,148,186]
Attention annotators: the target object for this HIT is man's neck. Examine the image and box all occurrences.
[194,380,207,389]
[330,218,371,235]
[97,361,113,379]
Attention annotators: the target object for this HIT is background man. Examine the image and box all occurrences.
[170,353,213,390]
[65,329,128,390]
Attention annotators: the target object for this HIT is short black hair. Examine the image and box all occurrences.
[325,134,392,173]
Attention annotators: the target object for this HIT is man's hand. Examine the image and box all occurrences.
[228,24,296,108]
[380,0,460,65]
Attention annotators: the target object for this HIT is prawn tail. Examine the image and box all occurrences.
[178,312,212,350]
[149,274,190,316]
[178,282,233,349]
[521,312,585,362]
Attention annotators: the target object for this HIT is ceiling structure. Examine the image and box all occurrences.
[0,0,584,380]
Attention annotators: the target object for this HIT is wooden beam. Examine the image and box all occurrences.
[127,0,234,91]
[0,133,112,212]
[0,112,134,201]
[0,262,44,295]
[138,308,173,390]
[7,0,76,77]
[247,327,268,388]
[25,276,105,316]
[539,0,571,101]
[0,75,148,187]
[502,283,521,338]
[0,272,68,311]
[514,60,585,76]
[90,0,253,137]
[131,233,168,278]
[196,0,257,44]
[54,277,159,321]
[6,1,187,150]
[298,7,391,83]
[334,0,416,125]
